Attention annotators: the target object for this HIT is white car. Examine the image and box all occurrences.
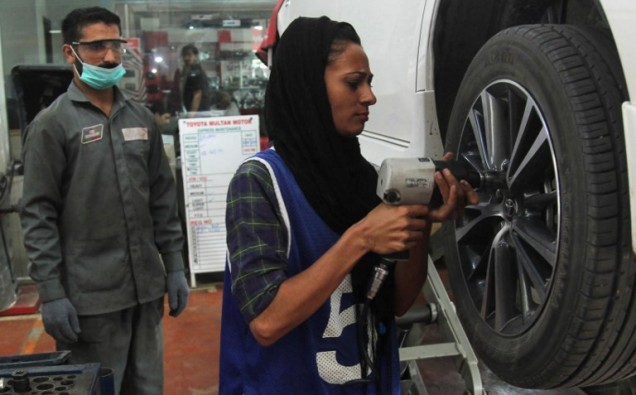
[265,0,636,390]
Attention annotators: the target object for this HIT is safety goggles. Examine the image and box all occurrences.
[71,39,127,54]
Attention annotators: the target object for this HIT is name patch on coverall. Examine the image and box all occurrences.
[122,127,148,141]
[81,124,104,144]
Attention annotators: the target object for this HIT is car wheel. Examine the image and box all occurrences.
[443,24,633,389]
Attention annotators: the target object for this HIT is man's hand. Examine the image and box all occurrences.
[41,298,81,343]
[167,270,190,317]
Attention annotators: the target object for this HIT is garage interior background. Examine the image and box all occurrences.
[0,0,276,299]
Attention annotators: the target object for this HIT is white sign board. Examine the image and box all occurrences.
[178,115,260,286]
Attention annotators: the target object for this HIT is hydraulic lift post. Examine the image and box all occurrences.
[398,256,484,395]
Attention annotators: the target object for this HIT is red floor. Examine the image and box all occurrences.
[0,283,223,395]
[0,272,586,395]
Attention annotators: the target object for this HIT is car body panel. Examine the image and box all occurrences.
[602,0,636,253]
[277,0,444,164]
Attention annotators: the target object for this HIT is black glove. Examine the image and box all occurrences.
[167,270,189,317]
[41,298,81,343]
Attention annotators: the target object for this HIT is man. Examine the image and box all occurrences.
[20,7,189,395]
[179,43,211,113]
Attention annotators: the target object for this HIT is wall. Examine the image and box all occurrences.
[0,25,8,173]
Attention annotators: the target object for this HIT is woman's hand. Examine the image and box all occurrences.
[427,152,479,222]
[357,202,429,256]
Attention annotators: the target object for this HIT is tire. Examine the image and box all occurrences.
[443,24,633,389]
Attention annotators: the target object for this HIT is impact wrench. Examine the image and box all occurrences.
[365,157,503,300]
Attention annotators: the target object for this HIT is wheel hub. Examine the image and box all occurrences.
[503,198,516,219]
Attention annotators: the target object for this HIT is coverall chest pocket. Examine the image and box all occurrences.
[122,139,150,177]
[121,127,150,161]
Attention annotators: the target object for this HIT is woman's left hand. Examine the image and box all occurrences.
[427,152,480,222]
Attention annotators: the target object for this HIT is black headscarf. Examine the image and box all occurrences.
[264,16,393,384]
[265,16,380,234]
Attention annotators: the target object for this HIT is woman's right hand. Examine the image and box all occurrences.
[355,202,429,255]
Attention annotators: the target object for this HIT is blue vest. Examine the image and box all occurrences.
[219,149,399,394]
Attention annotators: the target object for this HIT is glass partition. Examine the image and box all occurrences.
[113,1,273,119]
[0,0,276,161]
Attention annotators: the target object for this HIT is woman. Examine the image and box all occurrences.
[219,16,477,394]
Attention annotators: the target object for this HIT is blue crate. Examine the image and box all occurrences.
[0,351,70,369]
[0,363,100,394]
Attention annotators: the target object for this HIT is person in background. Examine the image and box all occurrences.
[213,90,241,116]
[147,101,173,133]
[20,7,189,395]
[155,111,171,126]
[219,16,478,394]
[179,43,211,113]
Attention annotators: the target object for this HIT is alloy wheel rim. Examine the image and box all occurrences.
[453,79,561,336]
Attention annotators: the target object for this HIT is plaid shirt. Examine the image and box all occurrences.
[225,160,289,322]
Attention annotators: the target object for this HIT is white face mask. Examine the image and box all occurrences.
[70,46,126,90]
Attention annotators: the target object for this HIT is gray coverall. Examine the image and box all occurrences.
[21,81,184,394]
